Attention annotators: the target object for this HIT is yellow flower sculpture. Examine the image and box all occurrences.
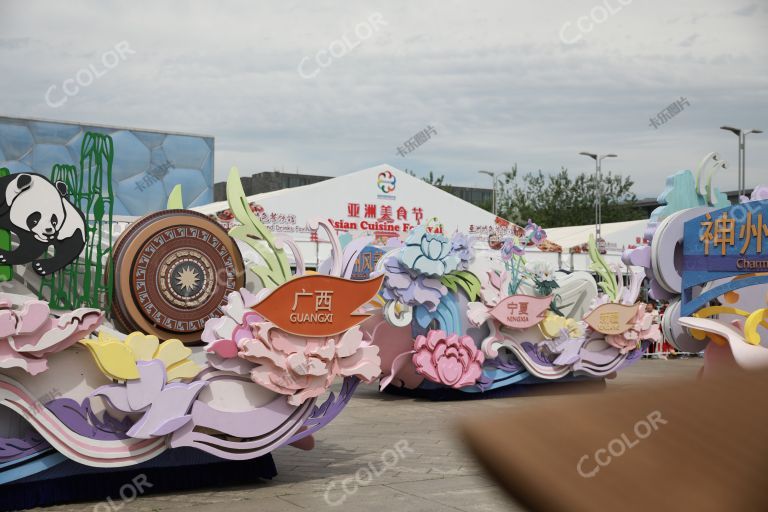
[80,331,203,381]
[539,311,585,340]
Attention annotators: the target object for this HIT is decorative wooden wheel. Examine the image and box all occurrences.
[111,210,245,344]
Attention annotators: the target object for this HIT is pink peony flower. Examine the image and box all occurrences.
[605,304,661,354]
[0,298,103,375]
[237,324,381,406]
[412,330,484,388]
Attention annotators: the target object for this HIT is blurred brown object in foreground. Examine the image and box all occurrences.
[461,369,768,512]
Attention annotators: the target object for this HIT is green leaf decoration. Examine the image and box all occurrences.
[167,184,184,209]
[39,134,115,310]
[441,270,482,302]
[587,234,618,301]
[0,168,11,282]
[226,167,291,288]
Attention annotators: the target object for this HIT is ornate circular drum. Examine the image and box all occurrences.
[111,210,245,344]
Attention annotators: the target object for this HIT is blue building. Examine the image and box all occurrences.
[0,116,214,215]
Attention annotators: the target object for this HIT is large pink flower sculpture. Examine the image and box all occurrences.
[412,330,484,388]
[0,298,103,375]
[604,304,661,354]
[209,320,381,406]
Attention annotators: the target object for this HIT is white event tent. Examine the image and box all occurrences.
[193,164,647,271]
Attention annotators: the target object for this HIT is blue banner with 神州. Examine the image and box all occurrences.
[681,200,768,316]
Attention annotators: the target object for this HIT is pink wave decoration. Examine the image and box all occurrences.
[0,298,103,375]
[0,378,165,467]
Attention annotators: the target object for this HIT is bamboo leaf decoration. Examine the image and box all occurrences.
[0,168,11,282]
[226,167,291,288]
[587,234,618,301]
[440,270,482,302]
[167,184,184,209]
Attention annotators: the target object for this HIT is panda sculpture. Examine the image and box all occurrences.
[0,173,86,276]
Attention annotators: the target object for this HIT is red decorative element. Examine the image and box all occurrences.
[216,209,234,221]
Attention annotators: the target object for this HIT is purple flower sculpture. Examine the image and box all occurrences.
[740,184,768,203]
[93,359,207,439]
[524,219,547,246]
[381,256,447,312]
[500,239,524,261]
[449,232,475,270]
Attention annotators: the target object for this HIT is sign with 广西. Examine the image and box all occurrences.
[251,274,384,336]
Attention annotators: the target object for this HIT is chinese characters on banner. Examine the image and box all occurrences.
[699,209,768,259]
[350,246,386,280]
[583,303,637,335]
[681,200,768,316]
[251,274,385,336]
[488,295,553,328]
[329,203,432,234]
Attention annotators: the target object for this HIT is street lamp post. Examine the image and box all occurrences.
[578,152,617,244]
[478,170,498,215]
[720,126,763,197]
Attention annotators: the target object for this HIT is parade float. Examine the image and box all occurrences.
[623,153,768,375]
[0,134,383,509]
[2,128,762,508]
[360,217,657,397]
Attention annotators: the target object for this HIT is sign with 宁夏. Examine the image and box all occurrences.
[251,274,384,337]
[488,295,552,329]
[681,200,768,316]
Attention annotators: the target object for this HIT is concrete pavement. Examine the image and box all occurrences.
[31,359,703,512]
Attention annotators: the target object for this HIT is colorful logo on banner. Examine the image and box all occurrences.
[583,303,637,335]
[681,200,768,316]
[488,295,552,328]
[251,274,384,336]
[376,170,397,194]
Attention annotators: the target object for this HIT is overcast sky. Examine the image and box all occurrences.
[1,0,766,198]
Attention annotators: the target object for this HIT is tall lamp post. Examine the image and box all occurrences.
[478,170,499,215]
[579,152,617,243]
[720,126,763,198]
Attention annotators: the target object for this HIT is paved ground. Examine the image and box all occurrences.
[34,358,703,512]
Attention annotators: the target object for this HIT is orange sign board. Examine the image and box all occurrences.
[583,303,637,335]
[252,274,384,337]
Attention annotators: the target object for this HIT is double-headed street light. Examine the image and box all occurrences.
[720,126,763,197]
[579,152,618,243]
[478,170,499,215]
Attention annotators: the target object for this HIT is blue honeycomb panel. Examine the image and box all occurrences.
[0,116,214,216]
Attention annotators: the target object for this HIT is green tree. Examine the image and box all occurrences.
[406,169,456,195]
[497,165,646,228]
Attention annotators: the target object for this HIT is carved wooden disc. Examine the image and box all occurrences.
[111,210,245,344]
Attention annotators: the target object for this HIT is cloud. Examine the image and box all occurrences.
[0,0,766,199]
[0,36,32,49]
[732,3,759,16]
[678,34,699,47]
